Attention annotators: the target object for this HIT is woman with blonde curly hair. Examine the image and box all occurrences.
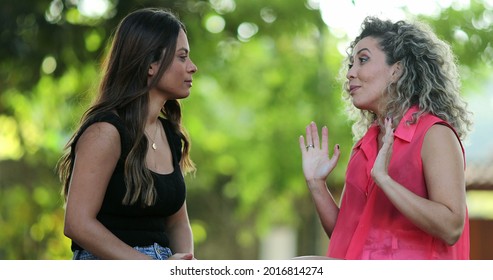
[298,16,472,259]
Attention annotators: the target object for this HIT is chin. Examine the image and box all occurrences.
[177,92,191,99]
[352,103,371,112]
[351,100,363,109]
[171,90,190,98]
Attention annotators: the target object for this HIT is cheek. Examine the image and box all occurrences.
[369,69,392,87]
[165,68,181,81]
[161,70,178,84]
[157,76,174,91]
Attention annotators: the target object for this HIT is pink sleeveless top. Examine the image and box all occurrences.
[327,106,469,259]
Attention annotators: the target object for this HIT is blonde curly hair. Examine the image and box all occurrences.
[341,16,473,141]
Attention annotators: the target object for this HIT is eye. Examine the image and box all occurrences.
[359,56,369,63]
[348,63,353,69]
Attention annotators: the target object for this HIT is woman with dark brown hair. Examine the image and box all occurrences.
[57,7,197,260]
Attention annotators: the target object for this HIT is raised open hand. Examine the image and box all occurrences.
[299,122,340,187]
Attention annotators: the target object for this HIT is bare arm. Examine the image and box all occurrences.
[64,122,151,259]
[371,119,466,245]
[165,201,194,260]
[299,122,341,237]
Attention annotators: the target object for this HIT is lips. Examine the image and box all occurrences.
[185,80,193,87]
[349,85,360,94]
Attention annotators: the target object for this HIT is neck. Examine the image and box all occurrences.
[147,89,167,121]
[145,120,160,151]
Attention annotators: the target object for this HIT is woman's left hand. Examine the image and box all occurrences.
[168,253,194,260]
[371,117,394,185]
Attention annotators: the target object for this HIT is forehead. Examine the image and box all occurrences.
[352,36,381,55]
[176,29,190,51]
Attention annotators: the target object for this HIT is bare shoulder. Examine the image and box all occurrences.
[421,123,464,173]
[422,124,462,156]
[425,124,458,140]
[75,122,121,157]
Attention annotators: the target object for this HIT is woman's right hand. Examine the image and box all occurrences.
[299,122,340,188]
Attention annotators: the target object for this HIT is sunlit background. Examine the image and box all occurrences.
[1,0,492,260]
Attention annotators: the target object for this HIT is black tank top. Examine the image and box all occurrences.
[70,112,186,251]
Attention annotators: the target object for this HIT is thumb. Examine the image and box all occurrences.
[332,144,341,162]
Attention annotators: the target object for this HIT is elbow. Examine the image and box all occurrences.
[444,233,460,246]
[64,220,76,240]
[443,230,462,246]
[64,215,84,240]
[442,219,465,246]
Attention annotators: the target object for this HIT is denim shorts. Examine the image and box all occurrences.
[72,242,173,260]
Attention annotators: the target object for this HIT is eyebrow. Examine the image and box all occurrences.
[350,47,371,62]
[356,47,371,55]
[176,47,189,54]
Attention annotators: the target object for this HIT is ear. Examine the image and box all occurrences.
[391,61,402,82]
[148,63,158,76]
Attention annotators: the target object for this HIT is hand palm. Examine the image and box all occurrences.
[302,150,338,181]
[299,122,340,182]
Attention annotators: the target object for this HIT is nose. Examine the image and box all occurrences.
[346,66,355,80]
[188,60,198,74]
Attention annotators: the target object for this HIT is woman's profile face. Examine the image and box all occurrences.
[149,29,198,100]
[346,36,398,115]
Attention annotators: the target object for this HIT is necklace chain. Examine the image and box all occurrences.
[145,122,159,151]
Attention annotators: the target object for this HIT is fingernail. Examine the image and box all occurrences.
[336,144,340,150]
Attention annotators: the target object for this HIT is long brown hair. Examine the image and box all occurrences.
[57,8,195,206]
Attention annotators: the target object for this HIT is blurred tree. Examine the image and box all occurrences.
[0,0,491,259]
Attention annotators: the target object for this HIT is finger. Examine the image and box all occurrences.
[173,253,193,260]
[310,122,320,148]
[332,144,341,163]
[384,118,394,144]
[305,123,313,148]
[321,126,329,152]
[299,135,307,154]
[330,144,341,166]
[385,117,391,133]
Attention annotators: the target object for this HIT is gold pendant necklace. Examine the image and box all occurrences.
[145,122,159,151]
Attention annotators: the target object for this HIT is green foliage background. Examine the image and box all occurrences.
[0,0,491,259]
